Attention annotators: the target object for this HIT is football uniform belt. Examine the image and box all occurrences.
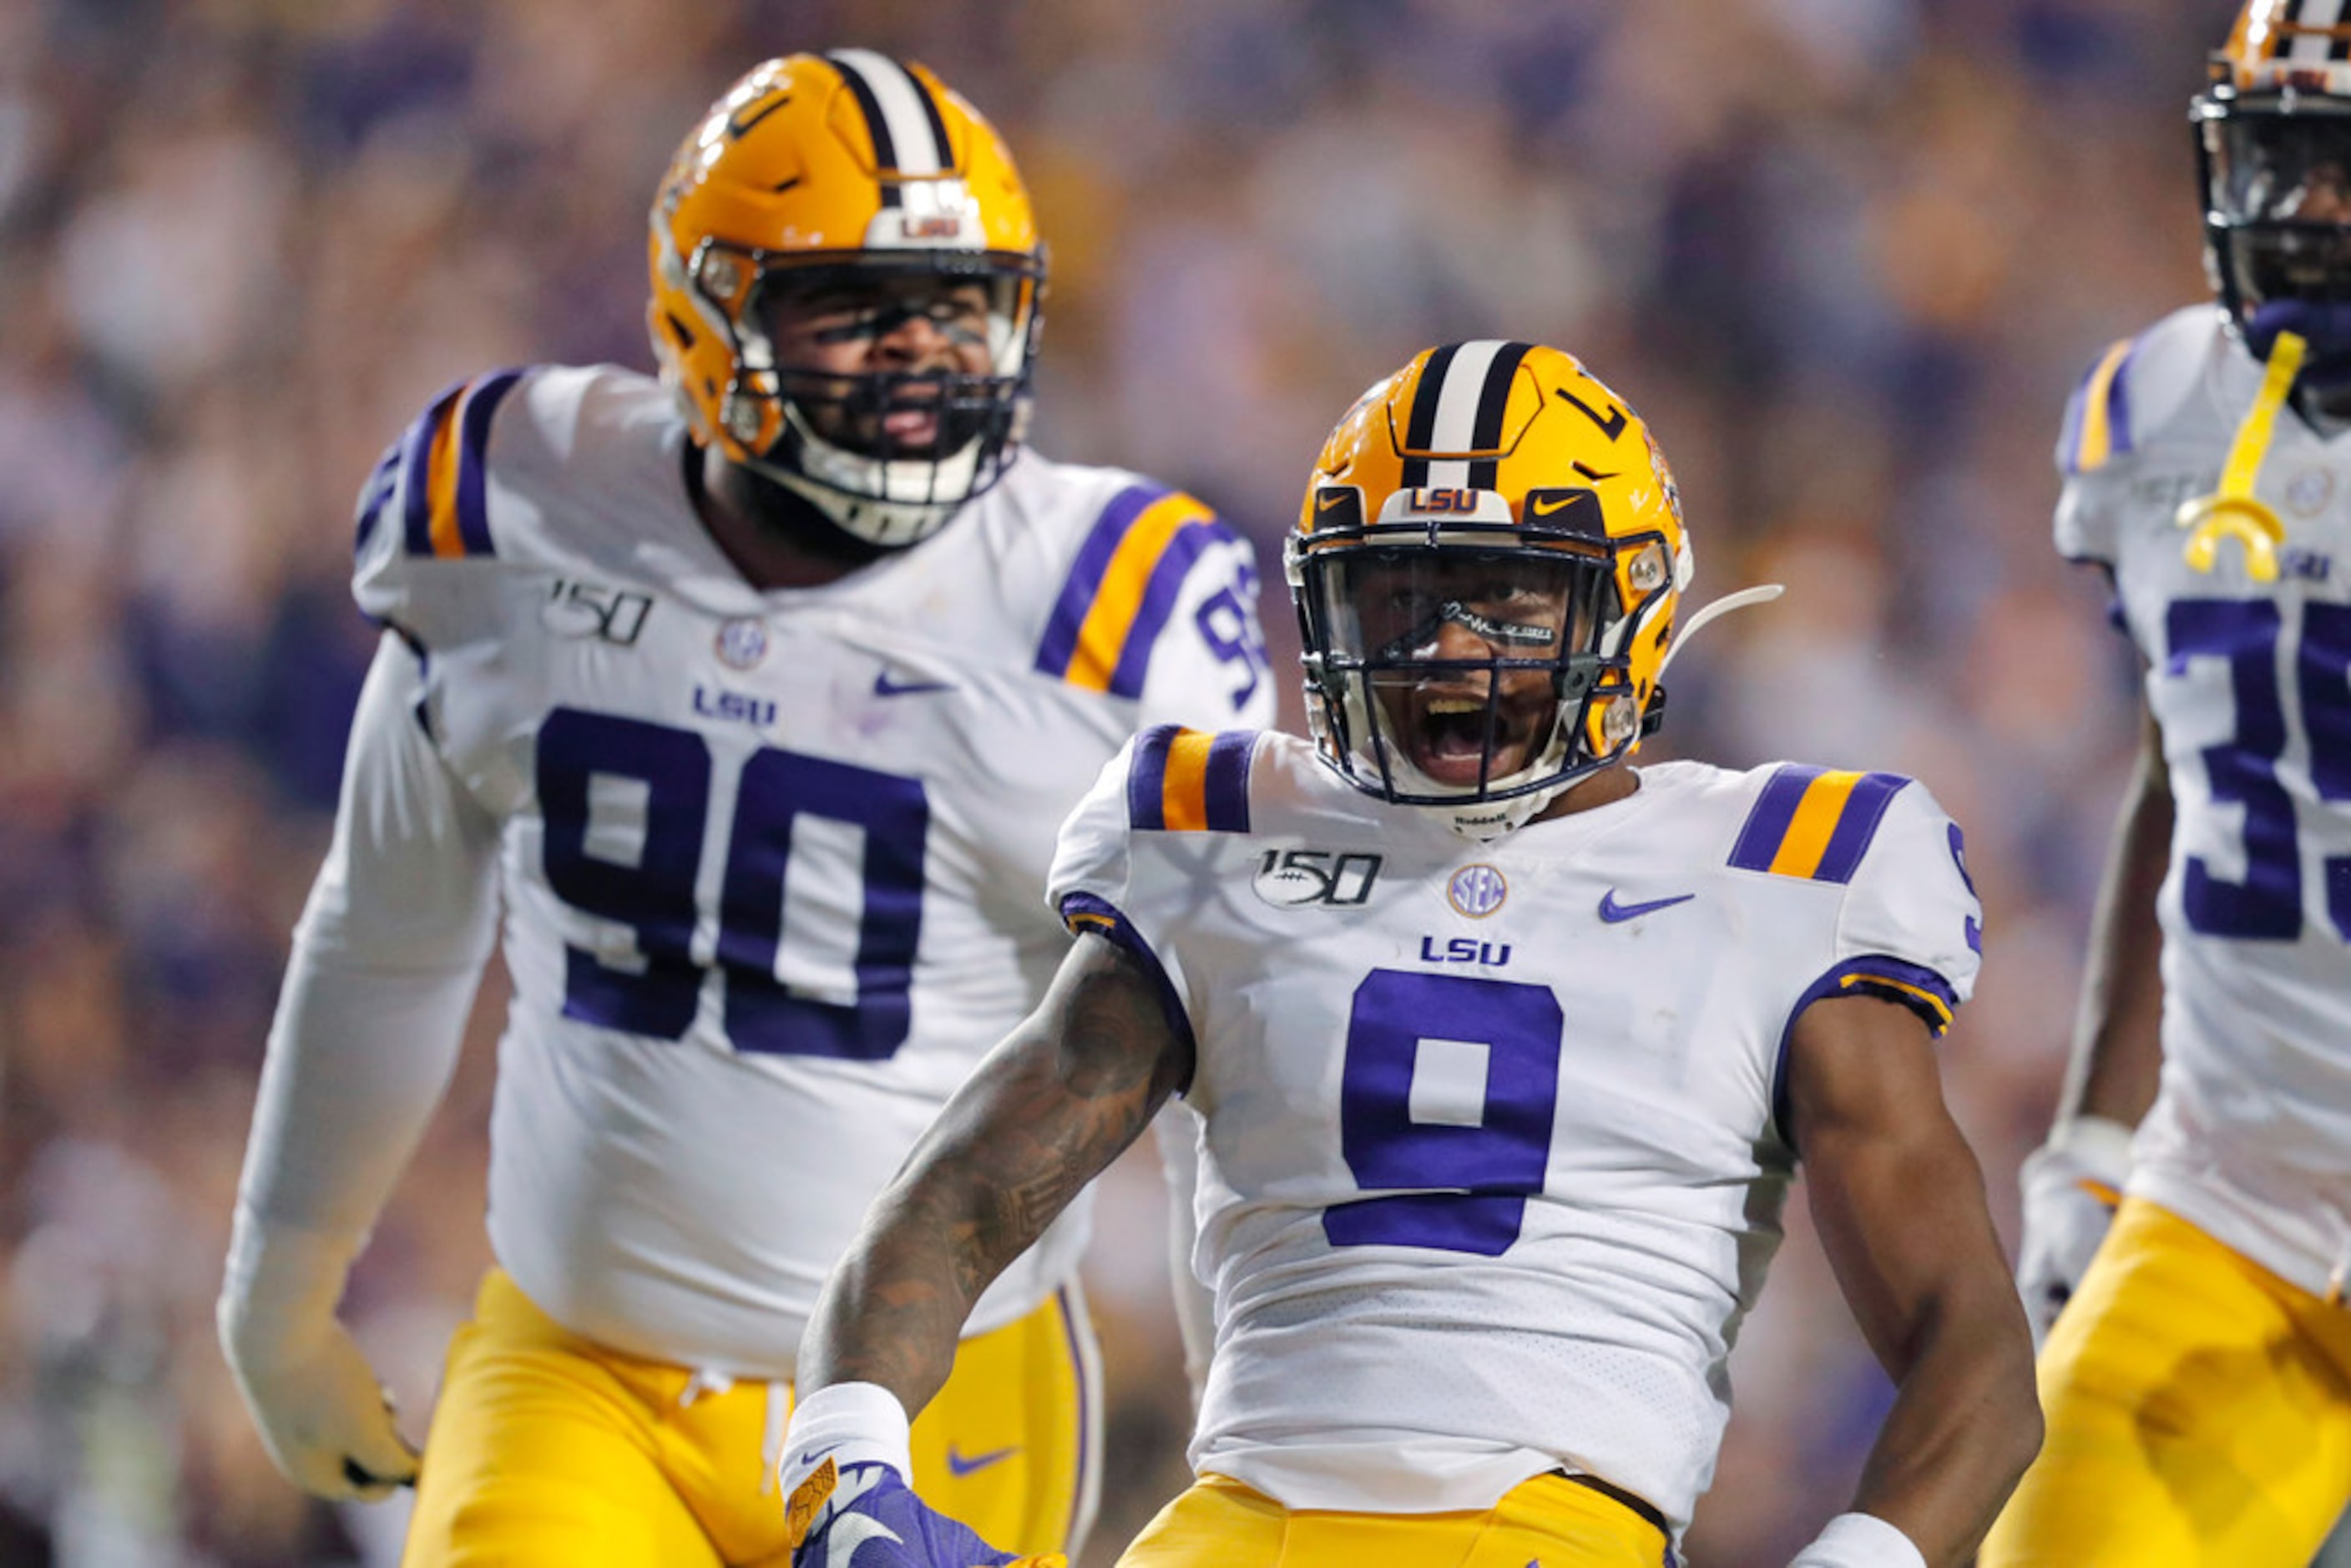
[1563,1470,1667,1533]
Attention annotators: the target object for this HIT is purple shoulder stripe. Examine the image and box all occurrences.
[1126,724,1181,830]
[1811,771,1910,885]
[1727,765,1822,872]
[452,368,524,558]
[1035,483,1165,678]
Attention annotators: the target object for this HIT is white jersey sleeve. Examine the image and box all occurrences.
[1815,776,1984,1039]
[351,369,531,655]
[228,633,501,1266]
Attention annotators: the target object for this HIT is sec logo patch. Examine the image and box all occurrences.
[1446,863,1508,918]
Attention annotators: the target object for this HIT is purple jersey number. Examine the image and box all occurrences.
[1323,969,1562,1257]
[537,706,928,1058]
[2166,599,2351,941]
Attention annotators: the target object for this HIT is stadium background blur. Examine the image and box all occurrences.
[0,0,2242,1562]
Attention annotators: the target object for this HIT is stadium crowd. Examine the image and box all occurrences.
[0,0,2237,1562]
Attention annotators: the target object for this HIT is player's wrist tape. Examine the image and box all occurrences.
[779,1380,914,1488]
[2045,1113,2133,1181]
[1787,1510,1927,1568]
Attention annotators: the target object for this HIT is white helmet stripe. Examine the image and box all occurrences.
[2292,0,2348,63]
[1419,339,1506,491]
[828,50,949,177]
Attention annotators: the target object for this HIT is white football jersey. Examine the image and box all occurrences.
[1049,729,1981,1534]
[2055,306,2351,1299]
[350,364,1274,1374]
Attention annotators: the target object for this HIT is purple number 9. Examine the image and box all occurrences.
[1323,969,1562,1257]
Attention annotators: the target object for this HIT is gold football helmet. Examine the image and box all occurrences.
[1288,341,1694,838]
[648,51,1044,547]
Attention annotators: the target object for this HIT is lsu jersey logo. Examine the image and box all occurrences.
[1252,847,1382,908]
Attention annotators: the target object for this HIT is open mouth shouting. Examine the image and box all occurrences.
[1382,675,1558,789]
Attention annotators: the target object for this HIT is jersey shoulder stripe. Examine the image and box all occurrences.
[388,369,526,560]
[2057,335,2142,477]
[1034,482,1237,696]
[1727,765,1911,883]
[1126,724,1256,832]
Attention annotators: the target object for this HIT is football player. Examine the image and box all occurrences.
[775,343,2039,1568]
[1983,4,2351,1563]
[213,52,1273,1567]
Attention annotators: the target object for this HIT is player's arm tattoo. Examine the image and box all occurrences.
[797,933,1192,1410]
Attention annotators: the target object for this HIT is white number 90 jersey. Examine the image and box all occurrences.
[335,364,1272,1375]
[2055,304,2351,1299]
[1048,728,1980,1535]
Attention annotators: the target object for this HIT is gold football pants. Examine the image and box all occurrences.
[1980,1196,2351,1566]
[1116,1470,1672,1567]
[399,1268,1100,1566]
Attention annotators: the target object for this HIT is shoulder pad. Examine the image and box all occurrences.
[1123,725,1260,833]
[356,369,528,565]
[1031,481,1249,698]
[2054,306,2224,478]
[1726,764,1913,884]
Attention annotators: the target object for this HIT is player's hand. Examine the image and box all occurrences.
[780,1382,1063,1568]
[2015,1114,2133,1350]
[785,1456,1064,1568]
[216,1228,419,1501]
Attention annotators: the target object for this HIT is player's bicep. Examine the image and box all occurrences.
[1787,994,2012,1378]
[902,933,1191,1273]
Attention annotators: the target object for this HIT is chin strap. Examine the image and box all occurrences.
[1656,584,1785,680]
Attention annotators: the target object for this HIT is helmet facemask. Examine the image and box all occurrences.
[2198,89,2351,390]
[1292,513,1668,840]
[684,244,1043,548]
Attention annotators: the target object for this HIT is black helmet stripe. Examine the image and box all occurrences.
[1403,340,1513,492]
[826,50,953,206]
[1466,341,1533,489]
[1399,342,1460,489]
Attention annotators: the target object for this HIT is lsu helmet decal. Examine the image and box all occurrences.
[2197,2,2351,382]
[1286,341,1696,840]
[648,52,1045,547]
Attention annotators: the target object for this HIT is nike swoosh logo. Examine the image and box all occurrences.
[1317,490,1352,511]
[1529,494,1580,516]
[943,1444,1018,1477]
[1597,888,1694,923]
[873,671,956,697]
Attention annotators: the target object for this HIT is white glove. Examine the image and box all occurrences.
[216,1223,419,1500]
[2015,1115,2133,1351]
[1787,1511,1927,1568]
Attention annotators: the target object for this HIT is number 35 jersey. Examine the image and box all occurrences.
[2055,305,2351,1298]
[349,365,1272,1374]
[1048,729,1981,1533]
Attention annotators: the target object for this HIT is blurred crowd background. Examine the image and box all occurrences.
[0,0,2247,1563]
